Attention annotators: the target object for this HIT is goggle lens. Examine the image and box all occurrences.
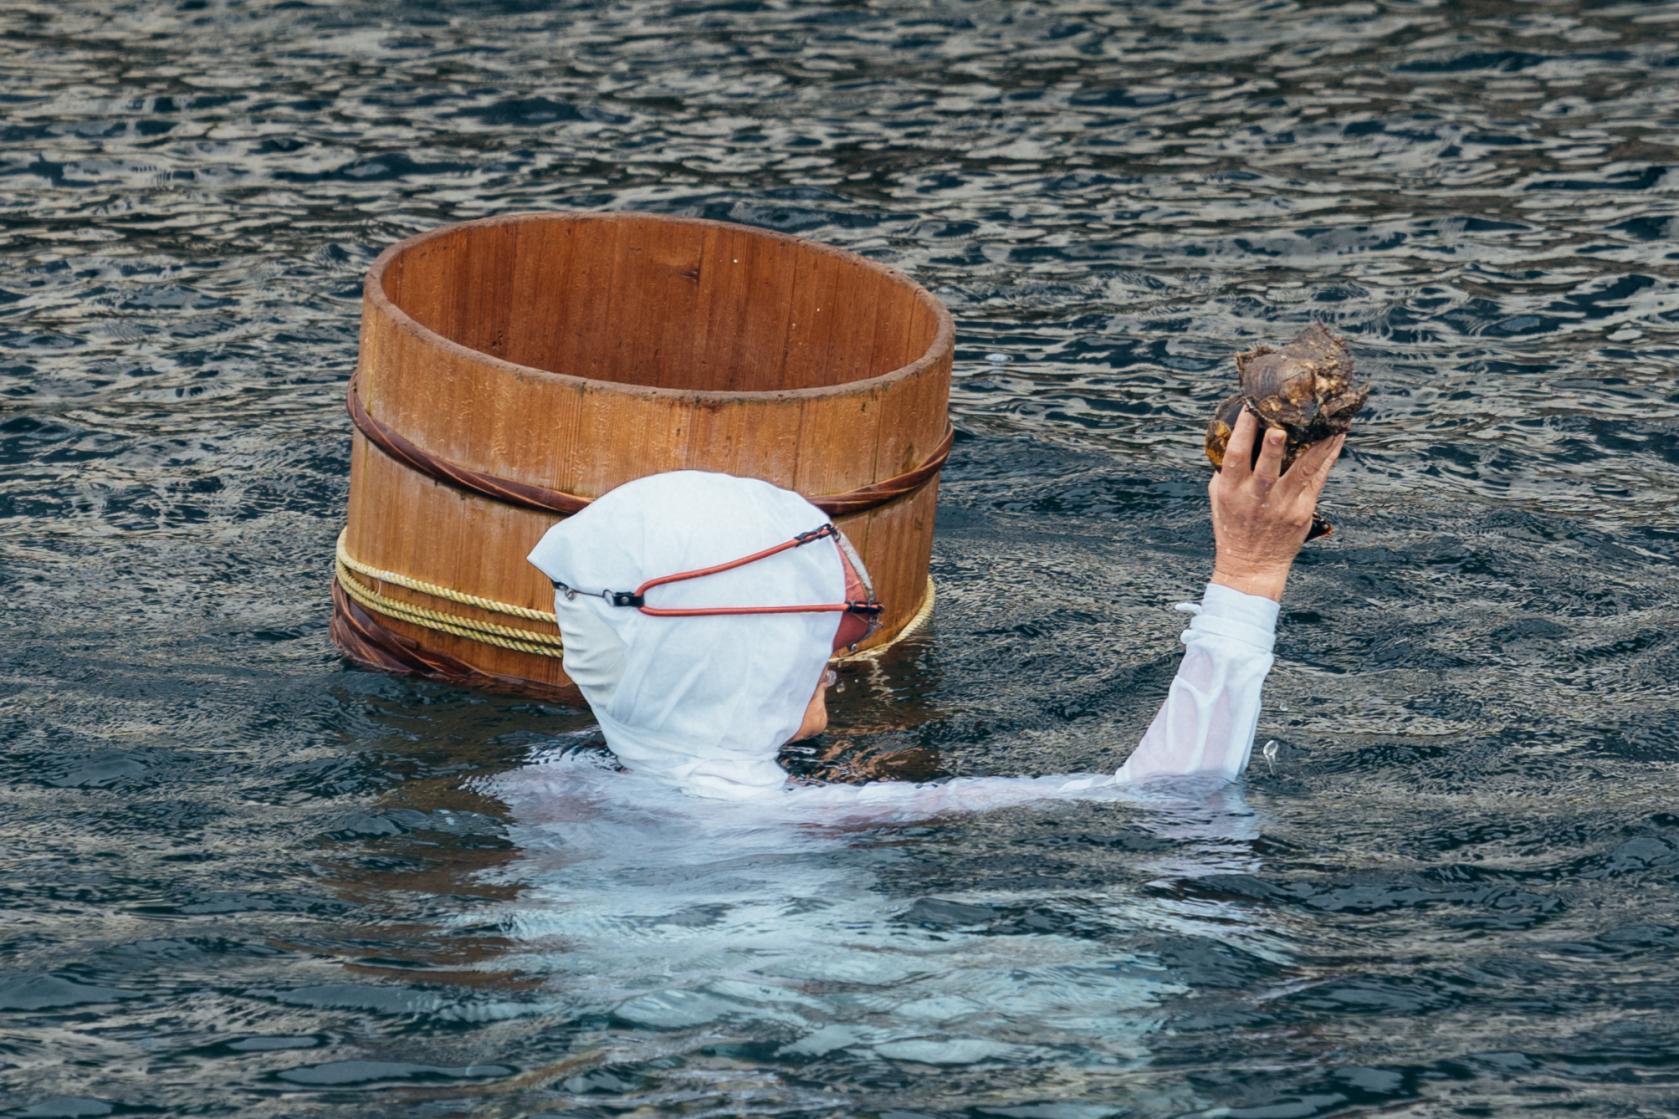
[832,529,880,652]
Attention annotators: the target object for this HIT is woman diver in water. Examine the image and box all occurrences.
[526,410,1345,810]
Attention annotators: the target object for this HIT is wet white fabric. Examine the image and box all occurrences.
[779,580,1276,814]
[529,470,1279,808]
[527,470,843,799]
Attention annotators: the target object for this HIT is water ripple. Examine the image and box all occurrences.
[5,1,1679,1116]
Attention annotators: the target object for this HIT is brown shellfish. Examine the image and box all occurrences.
[1204,322,1368,538]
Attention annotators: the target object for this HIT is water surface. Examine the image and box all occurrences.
[4,1,1679,1115]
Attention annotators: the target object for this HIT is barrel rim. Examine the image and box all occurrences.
[364,210,956,402]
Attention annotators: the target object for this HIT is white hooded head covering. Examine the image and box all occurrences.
[526,471,845,799]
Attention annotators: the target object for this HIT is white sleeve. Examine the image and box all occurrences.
[1115,581,1277,784]
[774,769,1124,818]
[755,582,1278,819]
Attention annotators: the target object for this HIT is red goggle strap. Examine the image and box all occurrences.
[578,523,883,619]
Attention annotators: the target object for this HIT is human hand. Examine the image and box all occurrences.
[1208,409,1346,602]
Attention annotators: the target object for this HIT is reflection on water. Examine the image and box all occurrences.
[5,0,1679,1114]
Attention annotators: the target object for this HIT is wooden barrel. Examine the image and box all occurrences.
[331,211,954,701]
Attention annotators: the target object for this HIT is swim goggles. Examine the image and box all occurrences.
[552,523,884,653]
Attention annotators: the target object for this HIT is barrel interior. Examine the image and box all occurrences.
[378,214,945,393]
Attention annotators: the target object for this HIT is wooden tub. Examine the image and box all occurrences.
[331,211,954,700]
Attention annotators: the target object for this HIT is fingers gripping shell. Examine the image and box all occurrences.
[1203,393,1247,470]
[1204,322,1368,473]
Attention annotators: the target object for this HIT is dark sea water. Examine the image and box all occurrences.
[4,1,1679,1115]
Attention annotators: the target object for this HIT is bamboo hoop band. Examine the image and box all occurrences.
[330,578,557,697]
[346,370,956,519]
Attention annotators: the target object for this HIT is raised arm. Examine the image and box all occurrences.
[710,411,1348,817]
[1118,409,1346,784]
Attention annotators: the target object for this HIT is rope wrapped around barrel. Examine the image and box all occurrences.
[330,530,938,699]
[345,369,955,518]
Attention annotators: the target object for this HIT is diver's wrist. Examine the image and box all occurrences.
[1211,559,1289,603]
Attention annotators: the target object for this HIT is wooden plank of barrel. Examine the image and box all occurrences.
[331,211,954,702]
